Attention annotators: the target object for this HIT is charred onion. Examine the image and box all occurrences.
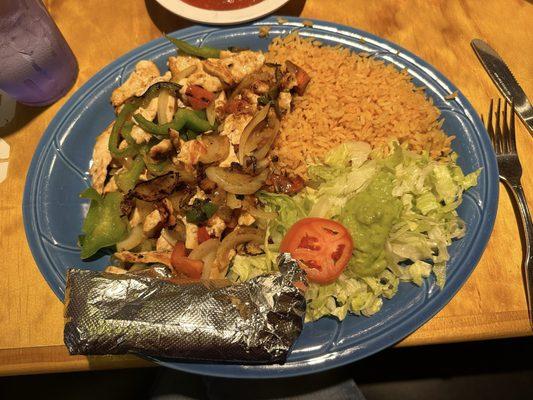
[205,166,268,195]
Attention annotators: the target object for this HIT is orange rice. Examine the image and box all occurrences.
[266,33,452,178]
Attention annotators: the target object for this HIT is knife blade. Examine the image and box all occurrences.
[471,39,533,135]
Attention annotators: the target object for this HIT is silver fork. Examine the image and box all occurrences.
[484,99,533,328]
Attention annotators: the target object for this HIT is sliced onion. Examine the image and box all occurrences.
[253,157,270,173]
[201,252,217,279]
[250,110,280,161]
[206,166,269,195]
[247,206,278,221]
[226,193,242,209]
[213,227,264,275]
[190,239,220,280]
[238,104,270,165]
[168,191,193,214]
[161,228,179,247]
[157,90,177,124]
[198,134,230,164]
[129,263,149,272]
[173,163,197,184]
[206,95,217,126]
[116,225,144,251]
[172,64,197,82]
[189,238,220,260]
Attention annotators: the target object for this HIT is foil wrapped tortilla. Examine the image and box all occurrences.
[64,254,306,363]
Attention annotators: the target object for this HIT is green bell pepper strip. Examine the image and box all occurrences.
[144,156,172,176]
[165,35,220,59]
[181,109,213,132]
[79,189,129,259]
[115,156,145,192]
[185,199,218,224]
[109,82,182,158]
[80,187,103,234]
[193,109,207,119]
[133,115,176,136]
[122,121,137,146]
[133,108,213,136]
[109,103,139,157]
[181,130,199,141]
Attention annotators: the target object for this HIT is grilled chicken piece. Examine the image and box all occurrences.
[111,61,167,106]
[203,59,235,86]
[89,124,113,194]
[202,51,265,88]
[278,92,292,113]
[250,79,270,94]
[219,144,239,168]
[279,70,298,92]
[149,139,173,160]
[197,135,230,164]
[219,51,265,83]
[129,200,154,228]
[214,91,227,122]
[143,209,163,238]
[136,95,159,122]
[237,212,256,226]
[168,56,202,80]
[206,215,226,238]
[130,125,152,144]
[156,230,175,251]
[114,250,172,267]
[103,176,118,194]
[168,56,223,94]
[219,114,253,145]
[169,129,181,152]
[129,207,143,228]
[104,266,128,274]
[176,138,210,166]
[179,216,199,250]
[188,187,208,205]
[157,198,176,228]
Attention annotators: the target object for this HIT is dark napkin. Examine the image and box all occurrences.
[64,254,306,364]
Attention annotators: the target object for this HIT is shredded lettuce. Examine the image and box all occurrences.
[256,191,309,243]
[227,254,272,282]
[228,141,480,322]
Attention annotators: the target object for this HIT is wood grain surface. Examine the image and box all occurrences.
[0,0,531,375]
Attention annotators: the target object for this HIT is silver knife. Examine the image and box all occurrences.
[471,39,533,135]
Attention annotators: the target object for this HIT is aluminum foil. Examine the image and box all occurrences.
[64,254,307,363]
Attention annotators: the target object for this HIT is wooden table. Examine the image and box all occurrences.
[0,0,532,377]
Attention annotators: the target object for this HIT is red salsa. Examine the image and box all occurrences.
[182,0,264,11]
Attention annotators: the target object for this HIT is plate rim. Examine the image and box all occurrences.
[155,0,289,25]
[22,16,499,378]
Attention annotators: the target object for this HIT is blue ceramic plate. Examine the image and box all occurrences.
[23,17,498,378]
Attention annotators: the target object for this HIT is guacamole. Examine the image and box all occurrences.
[341,171,402,277]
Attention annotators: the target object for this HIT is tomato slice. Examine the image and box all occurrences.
[186,85,215,110]
[171,242,203,279]
[279,218,353,284]
[197,226,211,244]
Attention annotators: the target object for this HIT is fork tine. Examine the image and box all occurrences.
[503,100,509,153]
[510,100,517,152]
[495,99,502,153]
[487,99,495,147]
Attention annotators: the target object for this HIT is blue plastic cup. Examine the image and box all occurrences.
[0,0,78,106]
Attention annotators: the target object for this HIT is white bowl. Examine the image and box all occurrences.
[155,0,290,25]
